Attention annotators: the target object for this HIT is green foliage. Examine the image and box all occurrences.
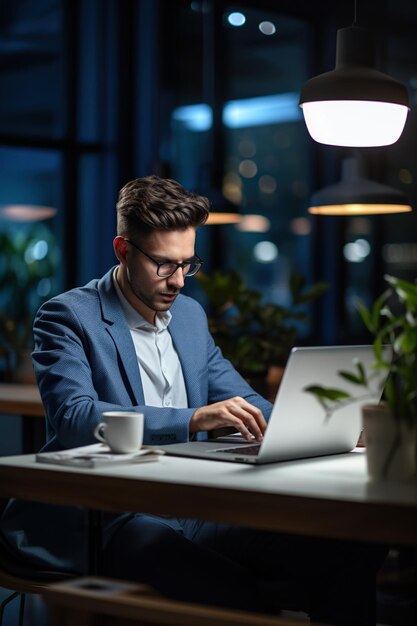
[197,270,328,375]
[305,274,417,425]
[0,227,57,355]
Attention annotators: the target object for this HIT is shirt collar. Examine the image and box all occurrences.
[112,267,172,331]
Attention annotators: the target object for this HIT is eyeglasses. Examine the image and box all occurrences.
[123,238,203,278]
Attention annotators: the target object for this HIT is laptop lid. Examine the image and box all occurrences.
[160,345,385,464]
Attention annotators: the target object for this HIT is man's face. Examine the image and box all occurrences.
[115,227,197,323]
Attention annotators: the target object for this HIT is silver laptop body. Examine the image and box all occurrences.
[159,345,386,464]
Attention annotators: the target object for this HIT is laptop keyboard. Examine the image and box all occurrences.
[214,444,261,456]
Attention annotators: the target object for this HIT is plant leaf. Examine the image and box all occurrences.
[385,275,417,309]
[338,370,363,385]
[303,385,351,401]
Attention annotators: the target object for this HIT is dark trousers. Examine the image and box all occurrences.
[103,514,387,625]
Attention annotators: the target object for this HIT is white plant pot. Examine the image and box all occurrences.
[362,404,416,481]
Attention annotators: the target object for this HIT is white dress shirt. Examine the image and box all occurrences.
[113,269,188,408]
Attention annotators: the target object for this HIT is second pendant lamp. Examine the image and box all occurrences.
[308,158,412,216]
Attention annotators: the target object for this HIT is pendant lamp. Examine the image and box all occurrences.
[299,18,410,147]
[206,212,241,225]
[0,204,57,222]
[308,158,412,215]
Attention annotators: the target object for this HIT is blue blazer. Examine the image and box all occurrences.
[33,268,272,451]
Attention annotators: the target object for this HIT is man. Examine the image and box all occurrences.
[2,176,385,624]
[32,175,269,452]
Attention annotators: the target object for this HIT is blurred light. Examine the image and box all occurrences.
[227,12,246,26]
[37,277,52,297]
[206,213,241,225]
[0,204,57,222]
[223,186,242,204]
[172,103,212,131]
[239,160,257,178]
[290,217,311,235]
[224,93,301,128]
[346,218,372,235]
[259,21,276,35]
[25,240,49,263]
[258,175,277,194]
[253,241,278,263]
[173,93,301,132]
[343,238,371,263]
[236,215,271,232]
[191,1,209,11]
[222,173,242,204]
[382,243,417,268]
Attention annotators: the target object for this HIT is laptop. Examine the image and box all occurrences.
[159,345,386,464]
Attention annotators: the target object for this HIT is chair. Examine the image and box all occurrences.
[0,531,74,626]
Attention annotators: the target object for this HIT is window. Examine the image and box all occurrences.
[165,2,314,335]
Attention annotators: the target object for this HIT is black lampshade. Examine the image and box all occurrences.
[308,158,412,215]
[300,26,410,147]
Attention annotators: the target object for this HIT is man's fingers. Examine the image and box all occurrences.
[225,398,266,441]
[190,397,267,440]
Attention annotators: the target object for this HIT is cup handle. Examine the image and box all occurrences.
[94,422,106,443]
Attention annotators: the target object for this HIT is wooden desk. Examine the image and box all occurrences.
[0,383,45,452]
[0,383,43,417]
[0,449,416,546]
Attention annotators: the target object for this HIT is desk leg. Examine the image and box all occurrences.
[87,510,102,575]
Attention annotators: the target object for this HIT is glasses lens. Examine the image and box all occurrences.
[157,258,202,278]
[157,263,178,278]
[185,260,202,277]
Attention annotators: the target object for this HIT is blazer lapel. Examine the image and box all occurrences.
[97,269,144,405]
[168,299,204,407]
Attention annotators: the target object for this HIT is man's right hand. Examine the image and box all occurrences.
[189,397,267,442]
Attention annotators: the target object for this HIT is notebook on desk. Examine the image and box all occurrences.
[160,345,387,465]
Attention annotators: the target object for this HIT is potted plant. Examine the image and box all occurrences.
[305,274,417,480]
[197,270,328,399]
[0,226,57,383]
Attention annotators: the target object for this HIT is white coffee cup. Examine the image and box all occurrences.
[94,411,144,453]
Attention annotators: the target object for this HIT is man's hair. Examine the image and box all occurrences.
[116,175,210,239]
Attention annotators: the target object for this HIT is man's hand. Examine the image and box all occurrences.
[189,397,267,442]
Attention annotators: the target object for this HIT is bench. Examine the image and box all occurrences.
[43,576,310,626]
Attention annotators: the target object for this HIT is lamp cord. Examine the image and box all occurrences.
[353,0,358,26]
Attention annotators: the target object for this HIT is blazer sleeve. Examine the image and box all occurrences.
[170,296,273,429]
